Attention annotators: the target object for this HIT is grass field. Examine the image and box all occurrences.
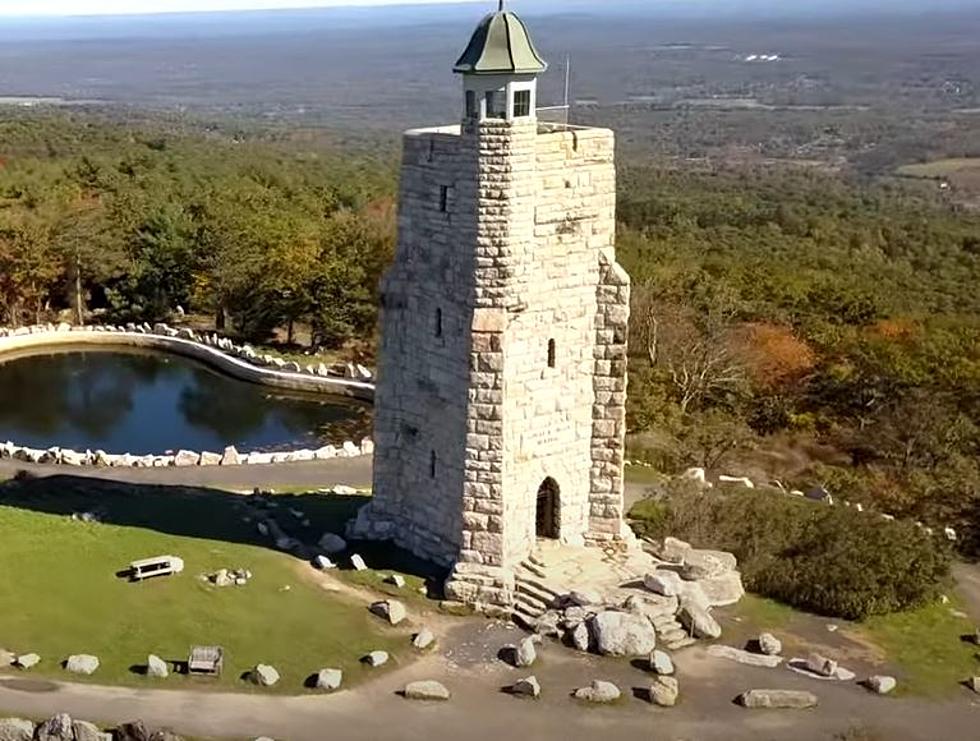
[0,476,434,693]
[896,157,980,178]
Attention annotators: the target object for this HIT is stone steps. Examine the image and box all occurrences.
[514,591,550,617]
[515,578,560,608]
[659,627,689,644]
[517,559,548,580]
[664,636,697,652]
[512,607,541,631]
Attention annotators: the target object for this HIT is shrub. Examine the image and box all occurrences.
[630,490,951,620]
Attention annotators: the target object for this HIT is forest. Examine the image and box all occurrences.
[1,111,977,557]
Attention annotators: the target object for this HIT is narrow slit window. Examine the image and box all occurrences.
[547,339,556,368]
[439,185,449,213]
[429,450,437,479]
[513,89,532,118]
[435,307,443,338]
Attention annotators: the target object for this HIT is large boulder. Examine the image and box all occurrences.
[804,653,838,678]
[643,571,684,597]
[251,664,280,687]
[738,689,818,709]
[648,676,679,707]
[65,654,100,675]
[35,714,74,741]
[698,571,745,607]
[403,680,450,701]
[678,550,737,581]
[570,622,591,652]
[14,653,39,669]
[0,718,34,741]
[315,668,343,691]
[113,721,150,741]
[146,654,168,678]
[198,451,222,467]
[573,680,621,703]
[506,637,537,668]
[589,610,657,657]
[678,603,722,640]
[363,650,389,667]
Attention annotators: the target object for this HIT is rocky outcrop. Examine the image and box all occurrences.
[589,610,657,657]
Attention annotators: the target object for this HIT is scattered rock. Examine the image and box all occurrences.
[315,668,343,691]
[678,550,737,581]
[0,718,35,741]
[698,571,745,607]
[386,574,406,588]
[708,644,782,668]
[311,555,335,570]
[332,484,357,496]
[350,553,368,571]
[370,600,407,626]
[570,622,591,652]
[804,653,838,678]
[403,680,450,701]
[198,451,222,466]
[649,649,675,675]
[363,651,389,667]
[866,675,896,695]
[113,721,150,741]
[573,680,621,703]
[967,676,980,694]
[317,532,347,554]
[220,446,241,466]
[758,632,782,656]
[510,675,541,698]
[146,654,168,678]
[65,654,100,675]
[14,653,39,669]
[786,658,855,681]
[251,664,280,687]
[737,689,818,709]
[648,676,679,707]
[566,589,602,607]
[507,636,537,668]
[589,610,657,657]
[412,628,435,650]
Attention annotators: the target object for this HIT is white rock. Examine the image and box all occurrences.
[15,653,40,669]
[315,668,343,691]
[643,571,683,597]
[738,689,818,709]
[403,680,450,701]
[412,628,435,650]
[314,446,337,460]
[867,675,896,694]
[364,650,389,667]
[359,438,375,455]
[573,680,621,703]
[570,622,591,652]
[805,652,838,678]
[678,602,722,640]
[341,441,360,457]
[220,446,241,466]
[758,632,782,656]
[649,649,674,675]
[146,654,168,678]
[386,574,406,588]
[251,664,280,686]
[173,450,200,467]
[312,555,336,570]
[648,675,679,707]
[65,654,100,675]
[199,451,222,466]
[0,717,35,741]
[332,484,358,496]
[350,553,368,571]
[589,610,657,657]
[708,644,782,668]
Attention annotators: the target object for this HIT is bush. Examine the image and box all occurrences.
[630,490,951,620]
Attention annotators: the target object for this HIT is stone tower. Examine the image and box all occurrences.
[349,2,632,607]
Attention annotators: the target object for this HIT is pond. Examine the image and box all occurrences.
[0,348,372,455]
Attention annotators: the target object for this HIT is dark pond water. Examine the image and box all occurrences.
[0,348,371,455]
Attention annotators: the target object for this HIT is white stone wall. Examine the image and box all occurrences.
[357,119,630,586]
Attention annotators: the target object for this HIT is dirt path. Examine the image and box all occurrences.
[952,562,980,621]
[2,624,979,741]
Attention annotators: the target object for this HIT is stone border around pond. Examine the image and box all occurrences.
[0,322,376,468]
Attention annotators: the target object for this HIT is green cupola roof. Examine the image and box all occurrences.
[453,4,548,76]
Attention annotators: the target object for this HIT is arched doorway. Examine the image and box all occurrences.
[536,478,560,539]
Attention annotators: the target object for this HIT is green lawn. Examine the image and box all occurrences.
[896,157,980,178]
[0,477,432,694]
[851,599,979,697]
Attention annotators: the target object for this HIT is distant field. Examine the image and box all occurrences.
[896,158,980,178]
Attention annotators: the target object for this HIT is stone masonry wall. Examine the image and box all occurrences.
[356,119,629,596]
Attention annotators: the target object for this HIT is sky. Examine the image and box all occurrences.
[0,0,488,17]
